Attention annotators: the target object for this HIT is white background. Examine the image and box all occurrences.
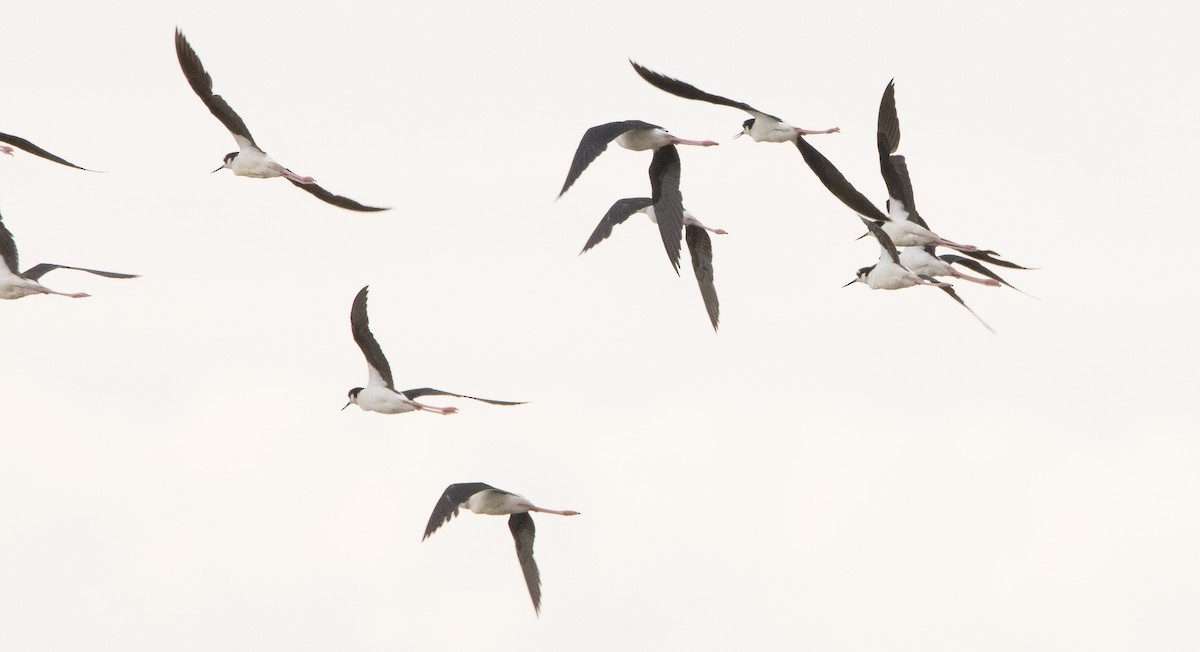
[2,1,1197,650]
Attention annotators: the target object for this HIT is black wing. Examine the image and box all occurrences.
[861,217,901,265]
[927,279,995,333]
[630,61,775,120]
[288,179,389,212]
[0,132,93,171]
[350,286,395,389]
[422,483,498,540]
[400,388,525,406]
[0,212,20,276]
[685,225,719,332]
[649,145,685,274]
[22,264,139,282]
[883,154,932,230]
[558,120,660,197]
[958,248,1032,270]
[508,512,542,615]
[580,197,654,254]
[795,136,888,222]
[175,28,258,148]
[877,80,900,156]
[939,254,1028,293]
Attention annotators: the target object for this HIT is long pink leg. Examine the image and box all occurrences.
[269,162,316,184]
[1,145,13,156]
[409,400,458,415]
[683,215,728,235]
[951,268,1001,286]
[795,127,840,136]
[931,237,978,252]
[529,506,581,516]
[669,136,720,147]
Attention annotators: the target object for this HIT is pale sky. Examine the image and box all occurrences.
[2,1,1198,650]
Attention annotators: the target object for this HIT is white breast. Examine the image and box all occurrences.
[354,386,418,414]
[615,128,671,151]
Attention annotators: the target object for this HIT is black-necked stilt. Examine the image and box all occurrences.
[342,286,524,415]
[580,195,724,331]
[0,133,94,171]
[0,209,137,300]
[795,133,978,251]
[174,29,388,212]
[578,145,725,330]
[630,61,839,142]
[876,80,1031,288]
[423,482,579,615]
[558,120,717,197]
[847,218,994,332]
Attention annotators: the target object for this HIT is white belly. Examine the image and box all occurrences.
[354,386,418,414]
[466,490,530,515]
[867,262,922,290]
[615,127,671,151]
[750,117,795,143]
[0,277,47,300]
[228,148,283,178]
[882,221,937,248]
[898,248,950,277]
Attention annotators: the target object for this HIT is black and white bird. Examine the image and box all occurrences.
[0,133,93,171]
[847,218,994,332]
[0,209,137,300]
[342,286,524,414]
[795,132,978,252]
[630,61,839,142]
[174,29,388,212]
[579,145,724,330]
[558,120,717,197]
[423,483,579,615]
[876,80,1030,290]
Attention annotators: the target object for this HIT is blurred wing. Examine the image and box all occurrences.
[795,136,888,221]
[288,179,389,212]
[508,512,542,615]
[0,132,93,171]
[686,225,719,331]
[580,197,654,254]
[400,388,525,406]
[630,61,772,119]
[558,120,659,197]
[350,286,395,389]
[21,264,139,282]
[174,28,258,148]
[649,145,685,274]
[422,483,498,540]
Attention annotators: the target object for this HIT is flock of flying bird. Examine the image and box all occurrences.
[2,28,1032,616]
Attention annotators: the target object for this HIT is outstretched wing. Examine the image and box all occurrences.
[400,388,525,406]
[926,278,995,333]
[630,61,776,120]
[21,264,139,282]
[174,28,258,149]
[649,145,685,274]
[0,132,93,171]
[0,212,21,276]
[580,197,654,254]
[288,179,389,212]
[877,79,900,156]
[558,120,659,197]
[686,225,719,331]
[795,136,888,222]
[350,286,395,390]
[939,254,1029,294]
[508,512,542,615]
[422,483,498,540]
